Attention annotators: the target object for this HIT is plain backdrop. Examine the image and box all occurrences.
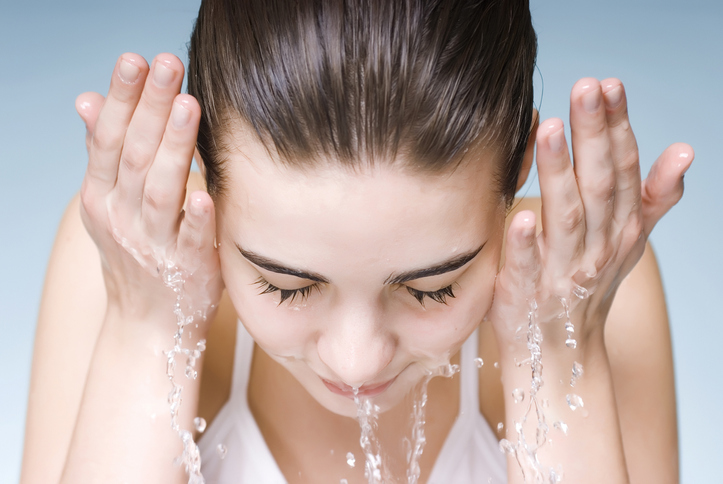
[1,0,720,482]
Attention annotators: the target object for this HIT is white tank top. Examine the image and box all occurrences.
[198,322,507,483]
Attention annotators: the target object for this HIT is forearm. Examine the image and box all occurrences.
[60,312,205,484]
[500,329,629,484]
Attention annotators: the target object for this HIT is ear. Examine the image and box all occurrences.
[515,108,539,192]
[194,147,207,179]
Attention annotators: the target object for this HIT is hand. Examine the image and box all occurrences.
[488,77,693,351]
[75,53,223,329]
[486,77,693,482]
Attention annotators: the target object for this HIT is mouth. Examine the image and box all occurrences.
[321,376,397,399]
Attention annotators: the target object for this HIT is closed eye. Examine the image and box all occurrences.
[405,284,457,307]
[254,277,320,305]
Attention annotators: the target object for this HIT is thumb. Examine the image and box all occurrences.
[641,142,694,236]
[75,91,105,153]
[501,210,541,294]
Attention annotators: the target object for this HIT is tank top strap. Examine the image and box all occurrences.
[229,319,256,400]
[458,328,480,417]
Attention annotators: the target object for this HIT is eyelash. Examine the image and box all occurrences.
[405,284,457,307]
[254,277,321,305]
[254,277,456,307]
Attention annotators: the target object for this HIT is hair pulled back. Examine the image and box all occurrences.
[188,0,537,203]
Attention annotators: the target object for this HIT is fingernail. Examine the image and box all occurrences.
[583,89,601,113]
[153,61,176,88]
[548,127,565,153]
[118,59,140,84]
[171,102,191,129]
[604,86,623,109]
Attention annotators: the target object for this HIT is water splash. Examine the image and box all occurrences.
[354,363,460,484]
[354,394,384,484]
[500,300,561,484]
[346,452,356,467]
[162,263,208,484]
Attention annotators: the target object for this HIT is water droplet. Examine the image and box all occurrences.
[216,443,227,459]
[340,480,349,484]
[439,363,460,378]
[566,394,584,411]
[565,338,577,349]
[197,339,207,352]
[573,285,589,299]
[193,417,207,433]
[474,357,484,368]
[494,361,500,369]
[553,421,569,435]
[542,399,550,408]
[564,321,575,333]
[497,422,504,432]
[570,361,584,386]
[185,366,198,379]
[499,439,516,455]
[346,451,356,467]
[512,388,525,403]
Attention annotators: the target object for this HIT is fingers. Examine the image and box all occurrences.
[503,211,541,294]
[76,91,105,154]
[87,53,149,196]
[601,79,642,226]
[641,143,694,235]
[569,79,616,268]
[536,118,585,271]
[115,54,185,215]
[142,95,201,241]
[177,191,218,275]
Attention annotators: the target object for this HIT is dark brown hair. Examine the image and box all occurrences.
[188,0,537,203]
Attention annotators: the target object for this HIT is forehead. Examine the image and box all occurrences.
[215,128,505,275]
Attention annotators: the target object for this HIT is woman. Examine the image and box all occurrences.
[21,0,690,483]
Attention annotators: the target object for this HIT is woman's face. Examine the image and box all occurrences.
[213,127,508,417]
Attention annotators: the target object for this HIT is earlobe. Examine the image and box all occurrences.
[516,108,539,192]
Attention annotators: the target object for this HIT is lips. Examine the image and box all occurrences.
[321,376,397,399]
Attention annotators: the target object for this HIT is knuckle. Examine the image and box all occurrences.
[617,151,641,179]
[91,125,123,152]
[559,205,585,234]
[582,173,616,199]
[120,144,151,174]
[143,185,174,212]
[139,91,172,115]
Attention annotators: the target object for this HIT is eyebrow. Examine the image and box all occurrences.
[237,242,485,286]
[384,243,486,285]
[237,246,330,283]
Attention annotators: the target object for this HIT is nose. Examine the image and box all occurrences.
[316,300,395,388]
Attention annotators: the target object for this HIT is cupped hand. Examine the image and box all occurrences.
[76,53,223,327]
[488,77,693,352]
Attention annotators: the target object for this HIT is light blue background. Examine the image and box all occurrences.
[1,0,720,482]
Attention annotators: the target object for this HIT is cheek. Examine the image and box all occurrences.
[394,247,500,362]
[219,252,315,357]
